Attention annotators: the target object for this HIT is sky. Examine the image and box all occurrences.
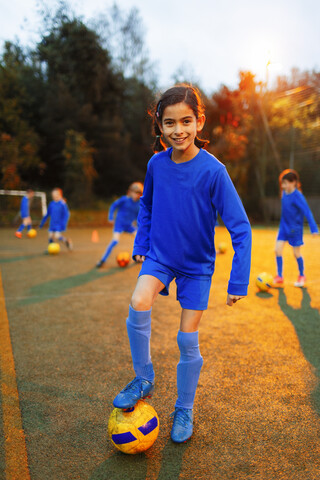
[1,0,320,93]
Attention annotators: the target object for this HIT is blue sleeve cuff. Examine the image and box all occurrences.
[132,246,149,259]
[227,282,248,296]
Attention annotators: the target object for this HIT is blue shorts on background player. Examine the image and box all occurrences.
[39,188,73,250]
[274,169,318,288]
[96,182,143,268]
[111,85,252,443]
[15,188,34,238]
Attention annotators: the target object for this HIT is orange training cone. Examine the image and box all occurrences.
[91,230,99,243]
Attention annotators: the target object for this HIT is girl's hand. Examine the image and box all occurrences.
[133,255,145,263]
[312,232,319,236]
[226,294,245,306]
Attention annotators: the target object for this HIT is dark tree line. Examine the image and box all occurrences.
[1,2,319,218]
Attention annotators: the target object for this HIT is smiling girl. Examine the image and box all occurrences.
[112,85,252,443]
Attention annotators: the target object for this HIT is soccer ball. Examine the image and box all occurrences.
[218,242,227,254]
[116,251,130,268]
[48,242,60,255]
[27,228,37,238]
[108,400,159,454]
[256,272,273,292]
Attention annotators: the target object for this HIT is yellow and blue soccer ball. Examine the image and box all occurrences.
[116,251,130,268]
[48,242,60,255]
[27,228,37,238]
[108,400,159,454]
[256,272,273,292]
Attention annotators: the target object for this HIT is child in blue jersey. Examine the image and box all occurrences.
[112,85,252,443]
[39,188,73,250]
[274,169,318,287]
[96,182,143,268]
[15,188,34,238]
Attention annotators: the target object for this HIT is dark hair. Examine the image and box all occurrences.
[150,84,209,153]
[279,169,302,191]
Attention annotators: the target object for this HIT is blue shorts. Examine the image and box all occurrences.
[114,223,136,234]
[277,228,303,247]
[138,257,212,310]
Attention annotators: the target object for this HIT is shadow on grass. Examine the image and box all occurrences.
[89,438,188,480]
[18,264,136,306]
[256,291,274,299]
[0,253,44,263]
[278,288,320,416]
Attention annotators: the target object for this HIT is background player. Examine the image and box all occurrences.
[96,182,143,268]
[112,85,252,443]
[274,169,318,287]
[15,188,34,238]
[39,188,72,250]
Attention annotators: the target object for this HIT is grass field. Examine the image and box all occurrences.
[0,227,320,480]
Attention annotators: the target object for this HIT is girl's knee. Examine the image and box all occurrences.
[131,291,152,311]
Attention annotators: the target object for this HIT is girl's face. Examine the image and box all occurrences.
[52,189,62,201]
[159,102,205,155]
[281,179,296,194]
[128,190,142,202]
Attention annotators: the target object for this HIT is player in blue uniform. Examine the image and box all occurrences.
[112,85,252,443]
[15,188,34,238]
[274,169,318,287]
[39,188,72,250]
[96,182,143,268]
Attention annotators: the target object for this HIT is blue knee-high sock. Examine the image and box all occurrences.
[17,224,25,233]
[126,305,154,382]
[101,240,118,262]
[296,256,304,276]
[27,224,32,231]
[276,256,283,277]
[175,330,203,410]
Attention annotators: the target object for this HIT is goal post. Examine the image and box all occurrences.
[0,190,47,226]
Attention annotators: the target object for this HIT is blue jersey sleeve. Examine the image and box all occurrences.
[20,197,29,218]
[296,193,318,234]
[108,197,127,222]
[133,161,153,258]
[211,167,252,296]
[39,203,52,228]
[62,202,70,230]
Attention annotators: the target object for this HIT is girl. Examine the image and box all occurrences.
[113,85,252,443]
[96,182,143,268]
[15,188,34,238]
[274,169,318,287]
[40,188,73,250]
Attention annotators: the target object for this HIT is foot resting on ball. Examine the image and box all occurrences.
[170,407,193,443]
[113,376,154,409]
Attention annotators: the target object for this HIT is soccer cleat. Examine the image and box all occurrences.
[170,407,193,443]
[15,231,22,238]
[113,377,154,409]
[294,275,306,287]
[273,275,284,287]
[96,260,104,268]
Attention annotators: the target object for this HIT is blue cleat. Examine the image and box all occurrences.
[113,376,154,409]
[170,407,193,443]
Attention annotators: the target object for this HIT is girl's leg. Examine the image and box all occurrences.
[293,246,305,282]
[16,217,31,236]
[275,240,285,278]
[48,232,54,243]
[99,232,120,264]
[175,310,204,410]
[113,275,165,408]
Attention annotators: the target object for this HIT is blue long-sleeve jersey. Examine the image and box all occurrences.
[280,189,318,236]
[133,148,252,296]
[40,200,70,232]
[108,196,140,231]
[20,196,30,218]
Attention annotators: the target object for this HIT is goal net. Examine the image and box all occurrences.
[0,190,47,226]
